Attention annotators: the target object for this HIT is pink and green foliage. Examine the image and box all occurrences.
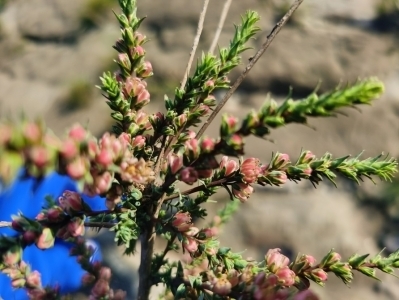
[0,0,399,299]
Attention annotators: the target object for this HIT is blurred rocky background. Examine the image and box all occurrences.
[1,0,399,299]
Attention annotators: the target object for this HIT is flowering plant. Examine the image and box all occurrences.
[0,0,398,299]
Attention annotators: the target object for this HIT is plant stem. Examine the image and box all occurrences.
[138,223,155,300]
[196,0,305,139]
[180,0,210,90]
[209,0,232,54]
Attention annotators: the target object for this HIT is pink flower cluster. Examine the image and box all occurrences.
[172,211,217,254]
[1,261,59,299]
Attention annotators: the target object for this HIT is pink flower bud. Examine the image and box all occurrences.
[118,132,131,145]
[205,80,215,88]
[123,77,145,98]
[68,124,87,142]
[311,268,328,283]
[23,122,41,143]
[201,227,218,238]
[136,89,151,107]
[219,156,238,177]
[23,231,38,245]
[223,115,238,131]
[131,45,145,57]
[273,153,290,169]
[187,130,196,139]
[185,138,199,159]
[232,183,253,203]
[302,165,313,177]
[168,153,183,175]
[300,150,316,164]
[131,135,146,150]
[179,167,198,185]
[47,207,65,222]
[183,237,198,253]
[26,270,41,288]
[174,114,187,128]
[59,190,83,214]
[203,94,217,106]
[200,137,215,153]
[117,53,131,70]
[91,279,110,298]
[275,266,296,287]
[184,226,199,237]
[29,146,50,168]
[67,217,85,237]
[134,32,146,44]
[172,212,192,232]
[99,267,112,281]
[61,138,78,159]
[35,227,55,249]
[265,248,290,273]
[212,275,232,296]
[96,149,114,167]
[137,61,153,78]
[240,157,261,184]
[228,134,244,152]
[66,157,87,180]
[197,104,210,117]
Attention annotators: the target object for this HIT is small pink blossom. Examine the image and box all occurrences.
[201,227,218,238]
[29,146,50,168]
[138,61,153,78]
[172,212,192,232]
[220,156,238,177]
[60,138,78,159]
[91,279,110,298]
[23,123,41,143]
[311,268,328,283]
[275,266,296,286]
[200,137,215,153]
[68,124,87,142]
[301,151,316,163]
[131,135,146,150]
[179,167,198,185]
[67,217,85,237]
[26,270,41,288]
[59,190,83,213]
[184,226,199,237]
[273,153,290,168]
[211,275,232,296]
[232,183,253,203]
[265,248,290,273]
[35,228,55,249]
[185,139,199,159]
[168,153,183,175]
[183,237,198,253]
[240,157,261,184]
[66,157,87,180]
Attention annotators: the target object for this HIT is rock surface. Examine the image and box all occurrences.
[1,0,399,299]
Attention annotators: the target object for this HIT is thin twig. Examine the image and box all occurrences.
[180,0,210,90]
[209,0,233,54]
[0,221,11,228]
[196,0,304,139]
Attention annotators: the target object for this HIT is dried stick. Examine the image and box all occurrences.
[209,0,233,54]
[196,0,304,139]
[180,0,210,90]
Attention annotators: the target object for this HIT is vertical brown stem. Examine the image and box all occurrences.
[137,225,155,300]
